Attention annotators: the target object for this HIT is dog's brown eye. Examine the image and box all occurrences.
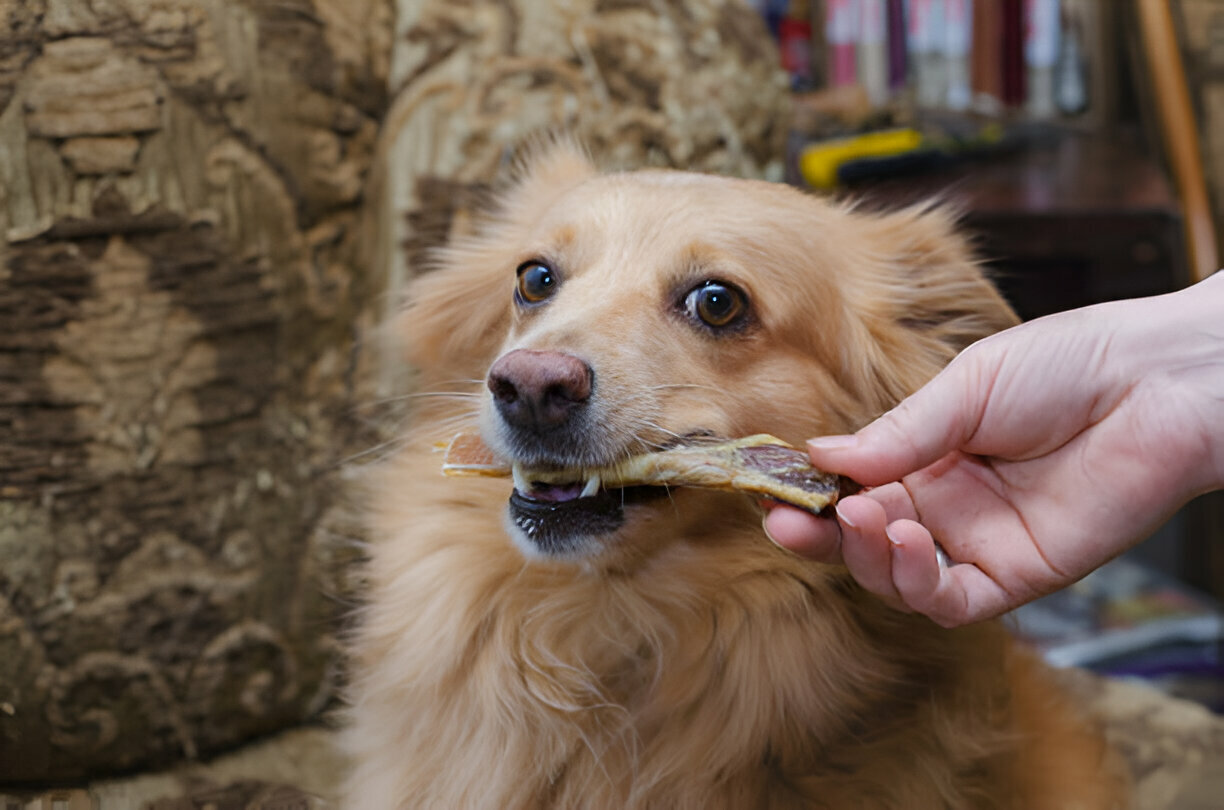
[684,281,747,328]
[516,261,558,305]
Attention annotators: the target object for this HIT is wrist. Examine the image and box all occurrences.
[1146,273,1224,494]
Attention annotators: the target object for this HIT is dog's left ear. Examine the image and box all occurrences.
[397,139,598,382]
[842,204,1019,410]
[499,135,598,227]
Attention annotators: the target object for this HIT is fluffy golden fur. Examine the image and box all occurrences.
[344,142,1128,809]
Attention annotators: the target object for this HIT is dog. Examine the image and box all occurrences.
[343,141,1128,809]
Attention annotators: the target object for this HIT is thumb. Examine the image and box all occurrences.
[808,348,994,486]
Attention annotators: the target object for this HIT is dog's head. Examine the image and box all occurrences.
[402,142,1017,561]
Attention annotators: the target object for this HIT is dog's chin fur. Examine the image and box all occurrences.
[343,142,1130,809]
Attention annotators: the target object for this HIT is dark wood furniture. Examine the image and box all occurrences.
[846,132,1191,321]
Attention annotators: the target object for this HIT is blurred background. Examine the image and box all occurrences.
[0,1,1221,807]
[766,0,1224,721]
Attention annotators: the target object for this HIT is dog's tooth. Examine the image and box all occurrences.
[511,463,532,495]
[581,473,600,499]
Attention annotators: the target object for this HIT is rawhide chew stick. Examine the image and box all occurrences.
[439,432,856,514]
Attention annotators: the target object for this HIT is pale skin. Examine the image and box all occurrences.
[763,271,1224,628]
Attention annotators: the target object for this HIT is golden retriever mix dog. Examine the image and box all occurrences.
[344,142,1127,809]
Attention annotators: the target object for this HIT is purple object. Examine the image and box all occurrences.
[887,0,908,88]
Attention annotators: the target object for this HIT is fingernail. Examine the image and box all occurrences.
[884,523,902,547]
[807,434,857,451]
[762,517,782,547]
[834,502,857,529]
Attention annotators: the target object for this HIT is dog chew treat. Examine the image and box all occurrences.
[439,432,851,514]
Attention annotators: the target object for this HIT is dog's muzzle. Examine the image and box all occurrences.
[486,349,671,557]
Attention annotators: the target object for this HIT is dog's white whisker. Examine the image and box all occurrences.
[403,391,484,400]
[363,391,483,405]
[429,378,486,387]
[335,436,413,467]
[661,482,680,517]
[626,419,690,453]
[355,383,485,409]
[420,412,481,433]
[645,382,724,394]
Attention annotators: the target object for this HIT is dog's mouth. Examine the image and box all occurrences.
[506,465,670,558]
[501,431,716,557]
[444,428,845,559]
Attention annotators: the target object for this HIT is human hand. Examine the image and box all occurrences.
[764,273,1224,627]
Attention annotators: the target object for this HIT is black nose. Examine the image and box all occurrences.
[487,349,593,431]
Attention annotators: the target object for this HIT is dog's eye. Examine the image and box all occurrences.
[684,281,747,329]
[516,261,558,305]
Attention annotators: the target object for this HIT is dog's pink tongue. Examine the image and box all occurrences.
[525,482,586,502]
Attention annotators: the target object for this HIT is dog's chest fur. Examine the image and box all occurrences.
[345,459,1039,809]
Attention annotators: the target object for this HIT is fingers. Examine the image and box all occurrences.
[836,497,904,608]
[765,496,1016,626]
[762,504,842,563]
[885,519,941,601]
[765,494,914,613]
[885,519,1014,627]
[761,485,915,565]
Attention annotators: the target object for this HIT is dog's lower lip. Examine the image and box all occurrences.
[507,484,671,556]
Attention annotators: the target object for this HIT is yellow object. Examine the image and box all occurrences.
[798,128,924,189]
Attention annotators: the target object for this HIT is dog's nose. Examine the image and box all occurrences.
[487,349,593,431]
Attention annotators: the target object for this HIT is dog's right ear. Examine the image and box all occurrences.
[397,139,597,382]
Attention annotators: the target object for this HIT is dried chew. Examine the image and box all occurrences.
[439,432,852,514]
